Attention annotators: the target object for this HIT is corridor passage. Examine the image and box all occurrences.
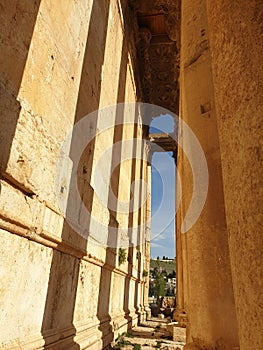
[113,318,186,350]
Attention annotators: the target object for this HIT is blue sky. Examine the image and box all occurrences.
[149,115,176,259]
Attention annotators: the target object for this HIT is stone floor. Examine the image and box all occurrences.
[112,318,186,350]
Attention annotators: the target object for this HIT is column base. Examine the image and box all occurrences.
[173,308,187,328]
[143,304,151,320]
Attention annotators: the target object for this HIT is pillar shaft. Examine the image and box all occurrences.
[175,159,187,326]
[143,163,151,316]
[179,0,239,348]
[206,1,263,348]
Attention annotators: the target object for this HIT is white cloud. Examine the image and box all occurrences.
[150,242,164,248]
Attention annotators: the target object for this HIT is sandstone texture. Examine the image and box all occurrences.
[0,1,150,349]
[0,1,262,350]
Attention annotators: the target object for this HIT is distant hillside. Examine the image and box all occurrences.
[150,259,176,274]
[149,126,163,134]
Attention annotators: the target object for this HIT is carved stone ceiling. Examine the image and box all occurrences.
[130,0,181,115]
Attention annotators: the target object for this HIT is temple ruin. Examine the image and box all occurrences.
[0,0,262,349]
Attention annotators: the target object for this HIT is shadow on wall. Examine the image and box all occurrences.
[97,37,129,348]
[41,0,110,348]
[122,113,140,329]
[134,136,145,321]
[0,0,42,174]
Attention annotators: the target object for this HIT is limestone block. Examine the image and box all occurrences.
[42,205,64,241]
[0,229,53,344]
[73,261,101,324]
[1,0,94,209]
[111,273,125,316]
[171,326,186,343]
[0,179,43,231]
[0,1,146,349]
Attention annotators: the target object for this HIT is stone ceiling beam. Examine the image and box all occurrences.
[129,0,181,117]
[149,132,177,153]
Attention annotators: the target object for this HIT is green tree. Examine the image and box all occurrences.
[154,270,165,300]
[168,270,176,279]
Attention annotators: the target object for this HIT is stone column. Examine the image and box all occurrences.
[179,0,239,348]
[174,159,187,327]
[206,1,263,349]
[143,161,152,319]
[140,148,148,321]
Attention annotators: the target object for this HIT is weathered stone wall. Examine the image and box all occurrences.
[1,1,262,349]
[206,1,263,349]
[177,0,239,349]
[0,0,149,348]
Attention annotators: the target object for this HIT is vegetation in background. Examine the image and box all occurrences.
[143,269,149,277]
[123,332,134,338]
[150,258,176,275]
[113,334,141,349]
[113,335,131,349]
[154,340,166,348]
[136,251,141,260]
[118,248,127,266]
[151,268,166,300]
[149,258,176,297]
